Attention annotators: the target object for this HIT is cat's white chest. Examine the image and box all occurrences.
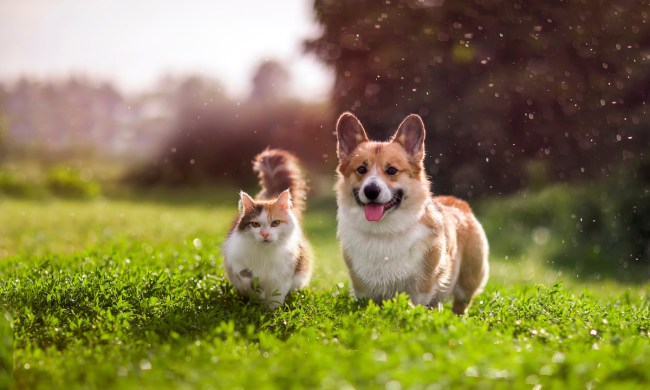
[223,232,296,293]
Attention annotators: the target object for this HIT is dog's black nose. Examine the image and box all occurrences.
[363,183,381,200]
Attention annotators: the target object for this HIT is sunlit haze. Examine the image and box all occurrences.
[0,0,332,100]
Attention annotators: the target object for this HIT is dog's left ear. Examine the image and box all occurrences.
[336,112,369,160]
[392,114,426,161]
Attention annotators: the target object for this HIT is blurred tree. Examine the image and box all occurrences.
[3,77,132,158]
[170,75,228,115]
[127,70,333,188]
[0,84,7,159]
[305,0,649,196]
[249,60,290,103]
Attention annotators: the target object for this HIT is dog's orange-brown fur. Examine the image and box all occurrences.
[335,112,489,314]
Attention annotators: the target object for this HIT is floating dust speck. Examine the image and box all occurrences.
[552,352,565,363]
[465,366,479,377]
[139,359,152,371]
[372,350,387,362]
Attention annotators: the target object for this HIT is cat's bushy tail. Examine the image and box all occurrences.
[253,148,308,219]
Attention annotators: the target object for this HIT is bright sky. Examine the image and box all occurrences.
[0,0,332,100]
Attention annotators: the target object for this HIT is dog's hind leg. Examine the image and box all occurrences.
[452,225,489,315]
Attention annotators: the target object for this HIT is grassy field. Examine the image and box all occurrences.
[1,192,649,389]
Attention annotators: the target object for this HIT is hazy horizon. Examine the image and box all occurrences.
[0,0,333,100]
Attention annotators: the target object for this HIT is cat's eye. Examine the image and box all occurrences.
[386,166,398,176]
[271,220,280,227]
[250,221,260,228]
[357,166,367,174]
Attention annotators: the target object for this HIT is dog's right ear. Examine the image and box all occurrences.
[392,114,426,162]
[336,112,368,160]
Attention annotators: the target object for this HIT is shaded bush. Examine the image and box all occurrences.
[0,170,41,198]
[608,157,650,265]
[0,166,101,199]
[45,166,101,199]
[480,158,650,281]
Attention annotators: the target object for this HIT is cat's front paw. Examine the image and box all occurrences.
[232,268,256,296]
[265,295,287,310]
[239,268,253,278]
[266,300,283,310]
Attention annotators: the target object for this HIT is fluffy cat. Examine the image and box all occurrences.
[222,149,313,309]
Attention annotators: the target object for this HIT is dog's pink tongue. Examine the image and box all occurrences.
[364,203,385,222]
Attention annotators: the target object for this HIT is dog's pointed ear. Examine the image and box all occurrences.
[336,112,369,160]
[392,114,426,161]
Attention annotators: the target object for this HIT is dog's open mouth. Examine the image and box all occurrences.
[363,190,403,222]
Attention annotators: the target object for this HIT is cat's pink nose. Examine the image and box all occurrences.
[261,231,270,239]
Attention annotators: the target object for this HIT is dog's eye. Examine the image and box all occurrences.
[271,220,280,227]
[356,166,367,174]
[251,221,260,228]
[386,167,398,175]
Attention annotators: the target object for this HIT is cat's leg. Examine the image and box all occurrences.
[229,266,256,297]
[265,297,285,310]
[290,241,313,291]
[290,268,311,291]
[264,284,290,310]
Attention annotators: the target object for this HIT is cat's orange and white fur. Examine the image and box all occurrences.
[335,113,489,314]
[223,149,312,309]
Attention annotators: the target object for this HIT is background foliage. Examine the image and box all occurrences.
[306,0,649,196]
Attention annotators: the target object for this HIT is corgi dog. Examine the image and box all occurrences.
[335,112,489,314]
[223,149,313,309]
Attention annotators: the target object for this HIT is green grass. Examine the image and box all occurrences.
[1,194,650,389]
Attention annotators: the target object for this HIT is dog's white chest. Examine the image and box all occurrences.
[338,216,432,294]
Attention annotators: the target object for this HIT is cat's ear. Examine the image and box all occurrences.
[275,189,292,211]
[238,191,255,214]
